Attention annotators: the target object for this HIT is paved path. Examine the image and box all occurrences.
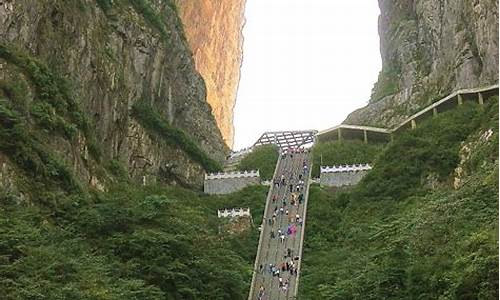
[249,150,311,300]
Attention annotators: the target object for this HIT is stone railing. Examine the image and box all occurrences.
[320,163,372,173]
[316,84,499,142]
[218,207,251,218]
[205,170,260,180]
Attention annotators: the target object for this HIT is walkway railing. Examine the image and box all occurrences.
[205,170,260,180]
[316,84,499,142]
[320,163,372,173]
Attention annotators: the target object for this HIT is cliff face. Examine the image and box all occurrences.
[345,0,498,127]
[0,0,229,191]
[175,0,246,148]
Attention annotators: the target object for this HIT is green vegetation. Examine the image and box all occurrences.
[95,0,185,43]
[0,73,30,113]
[131,101,222,173]
[311,141,384,177]
[0,183,268,299]
[299,100,498,299]
[0,37,262,299]
[370,64,401,102]
[237,145,279,180]
[128,0,170,40]
[96,0,114,14]
[127,0,187,46]
[0,101,81,195]
[0,43,101,161]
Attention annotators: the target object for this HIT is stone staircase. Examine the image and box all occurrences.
[224,147,253,171]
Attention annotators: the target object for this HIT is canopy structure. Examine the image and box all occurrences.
[253,130,318,149]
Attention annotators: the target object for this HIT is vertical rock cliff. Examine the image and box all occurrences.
[0,0,230,191]
[174,0,246,148]
[345,0,498,127]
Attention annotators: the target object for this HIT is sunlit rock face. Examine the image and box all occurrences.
[345,0,498,127]
[175,0,246,148]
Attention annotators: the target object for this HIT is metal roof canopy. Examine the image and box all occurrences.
[253,130,318,149]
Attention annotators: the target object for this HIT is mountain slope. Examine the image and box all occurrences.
[0,0,228,192]
[300,100,498,299]
[345,0,498,128]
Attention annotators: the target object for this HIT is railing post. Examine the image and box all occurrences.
[478,92,484,105]
[411,119,417,129]
[458,94,463,105]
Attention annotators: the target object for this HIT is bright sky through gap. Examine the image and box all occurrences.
[233,0,382,150]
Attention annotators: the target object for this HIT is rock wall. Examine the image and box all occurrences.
[175,0,246,148]
[0,0,229,189]
[345,0,498,128]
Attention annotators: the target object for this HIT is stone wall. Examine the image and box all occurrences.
[204,170,260,194]
[320,164,372,187]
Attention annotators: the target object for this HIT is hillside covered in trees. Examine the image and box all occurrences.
[300,100,498,299]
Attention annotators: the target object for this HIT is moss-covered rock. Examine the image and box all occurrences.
[0,0,229,191]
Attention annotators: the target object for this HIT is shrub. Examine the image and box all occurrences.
[311,140,384,177]
[237,144,279,180]
[299,99,499,299]
[0,102,81,193]
[0,43,102,161]
[131,101,222,173]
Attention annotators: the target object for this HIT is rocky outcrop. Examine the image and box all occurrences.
[345,0,498,127]
[0,0,229,189]
[175,0,246,148]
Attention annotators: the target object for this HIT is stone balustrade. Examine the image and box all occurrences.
[204,170,261,194]
[217,207,251,218]
[205,170,260,180]
[320,163,372,174]
[320,163,372,187]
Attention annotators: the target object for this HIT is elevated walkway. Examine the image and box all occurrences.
[316,84,499,142]
[393,84,499,132]
[317,124,391,143]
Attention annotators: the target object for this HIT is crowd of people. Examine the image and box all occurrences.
[255,147,310,300]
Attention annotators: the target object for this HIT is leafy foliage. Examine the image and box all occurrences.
[0,102,81,194]
[237,145,279,180]
[299,101,499,299]
[370,64,401,102]
[96,0,114,14]
[127,0,186,45]
[128,0,170,40]
[311,140,384,177]
[0,43,101,161]
[131,101,222,173]
[0,184,268,299]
